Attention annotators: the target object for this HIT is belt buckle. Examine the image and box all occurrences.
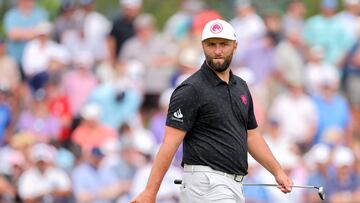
[234,174,243,182]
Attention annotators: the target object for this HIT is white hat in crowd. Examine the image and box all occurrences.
[202,19,237,41]
[332,146,355,168]
[35,21,53,36]
[31,143,57,163]
[305,143,331,166]
[120,0,142,7]
[80,103,102,121]
[73,51,94,69]
[132,129,156,156]
[276,150,299,169]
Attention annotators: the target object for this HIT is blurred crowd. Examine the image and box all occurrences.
[0,0,360,202]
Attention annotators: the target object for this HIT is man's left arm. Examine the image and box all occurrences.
[247,129,293,193]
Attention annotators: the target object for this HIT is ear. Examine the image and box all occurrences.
[233,41,238,54]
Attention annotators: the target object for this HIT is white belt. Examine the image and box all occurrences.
[184,164,244,182]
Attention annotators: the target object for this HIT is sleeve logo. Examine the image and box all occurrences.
[171,108,184,122]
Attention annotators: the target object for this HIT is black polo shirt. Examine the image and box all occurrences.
[166,62,258,175]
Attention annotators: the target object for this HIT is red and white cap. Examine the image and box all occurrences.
[201,19,236,41]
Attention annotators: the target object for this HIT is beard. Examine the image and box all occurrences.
[205,54,233,72]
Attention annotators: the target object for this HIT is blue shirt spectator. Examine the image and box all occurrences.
[3,0,48,78]
[89,83,142,130]
[303,0,352,65]
[312,93,350,144]
[72,160,120,203]
[0,101,11,146]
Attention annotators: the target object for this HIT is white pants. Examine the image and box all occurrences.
[179,170,245,203]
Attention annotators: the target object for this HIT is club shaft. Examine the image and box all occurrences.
[243,183,316,189]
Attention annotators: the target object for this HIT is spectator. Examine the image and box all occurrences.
[100,139,133,191]
[71,103,117,151]
[76,0,111,62]
[0,38,20,93]
[3,149,27,203]
[311,67,352,145]
[269,77,318,154]
[0,175,16,203]
[342,18,360,139]
[282,0,307,35]
[163,0,205,42]
[3,0,48,80]
[119,13,177,113]
[303,0,352,66]
[53,1,80,43]
[304,46,338,95]
[72,147,130,203]
[62,51,98,116]
[53,1,78,43]
[18,143,72,203]
[108,0,143,64]
[304,143,331,203]
[44,78,72,144]
[171,42,203,86]
[22,21,69,94]
[0,88,12,146]
[129,129,181,203]
[17,92,61,143]
[262,117,293,156]
[336,0,360,46]
[326,145,359,202]
[88,76,142,130]
[240,31,278,111]
[274,27,305,93]
[230,0,266,65]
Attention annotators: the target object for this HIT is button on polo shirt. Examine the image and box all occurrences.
[166,62,258,175]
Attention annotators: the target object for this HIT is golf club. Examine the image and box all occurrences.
[243,183,325,201]
[174,179,325,201]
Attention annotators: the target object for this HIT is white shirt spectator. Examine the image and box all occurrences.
[269,91,318,145]
[305,62,338,95]
[18,166,71,199]
[22,39,69,76]
[83,11,111,61]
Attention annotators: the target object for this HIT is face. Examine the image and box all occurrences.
[202,38,237,72]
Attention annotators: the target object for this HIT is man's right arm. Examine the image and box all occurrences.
[130,126,186,203]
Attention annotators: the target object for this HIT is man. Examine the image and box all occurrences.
[107,0,142,65]
[3,0,48,80]
[131,19,293,203]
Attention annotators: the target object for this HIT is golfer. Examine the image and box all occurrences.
[131,19,293,203]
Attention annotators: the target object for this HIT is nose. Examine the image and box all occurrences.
[214,45,223,55]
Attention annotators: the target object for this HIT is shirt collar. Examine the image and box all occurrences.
[200,61,237,87]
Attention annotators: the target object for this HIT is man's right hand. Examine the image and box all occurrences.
[129,190,156,203]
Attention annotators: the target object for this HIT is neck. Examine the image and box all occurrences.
[206,61,231,83]
[217,69,230,83]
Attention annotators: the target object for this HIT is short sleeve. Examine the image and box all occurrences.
[166,84,199,132]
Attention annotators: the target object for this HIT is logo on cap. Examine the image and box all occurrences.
[210,23,223,34]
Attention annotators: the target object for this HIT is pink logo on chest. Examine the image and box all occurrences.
[240,95,247,105]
